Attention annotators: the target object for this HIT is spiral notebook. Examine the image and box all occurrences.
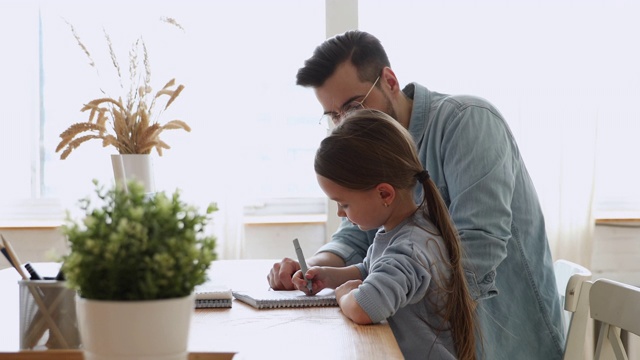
[194,284,233,309]
[232,288,337,309]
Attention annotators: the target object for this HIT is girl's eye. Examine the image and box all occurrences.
[338,202,348,209]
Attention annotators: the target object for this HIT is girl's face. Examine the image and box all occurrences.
[316,174,390,231]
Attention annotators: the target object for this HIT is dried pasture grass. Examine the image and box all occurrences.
[56,20,189,159]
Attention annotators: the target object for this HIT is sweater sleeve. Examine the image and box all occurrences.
[352,241,432,323]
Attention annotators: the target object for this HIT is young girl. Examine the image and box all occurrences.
[292,109,477,360]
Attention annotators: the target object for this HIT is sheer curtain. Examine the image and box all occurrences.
[358,1,640,267]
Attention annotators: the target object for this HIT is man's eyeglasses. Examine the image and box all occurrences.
[319,76,380,130]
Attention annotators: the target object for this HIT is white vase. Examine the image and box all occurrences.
[76,294,194,360]
[111,154,155,193]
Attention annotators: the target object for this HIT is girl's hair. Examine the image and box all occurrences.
[315,109,477,360]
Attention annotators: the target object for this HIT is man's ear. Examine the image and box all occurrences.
[380,67,400,94]
[377,183,395,204]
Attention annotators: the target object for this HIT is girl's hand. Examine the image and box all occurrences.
[335,279,371,324]
[291,266,331,295]
[335,279,362,300]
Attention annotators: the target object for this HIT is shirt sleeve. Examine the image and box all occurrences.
[315,217,377,266]
[441,102,515,300]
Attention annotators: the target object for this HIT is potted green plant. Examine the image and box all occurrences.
[61,179,217,360]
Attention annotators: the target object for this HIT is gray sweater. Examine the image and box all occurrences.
[354,211,456,360]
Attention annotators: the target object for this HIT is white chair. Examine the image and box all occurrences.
[554,259,592,360]
[590,278,640,360]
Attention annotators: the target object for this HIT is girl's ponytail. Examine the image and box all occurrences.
[417,173,477,360]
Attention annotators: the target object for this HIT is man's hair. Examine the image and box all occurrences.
[296,30,391,87]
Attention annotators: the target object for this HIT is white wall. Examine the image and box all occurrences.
[590,222,640,360]
[5,221,639,275]
[242,222,326,260]
[591,222,640,286]
[0,228,67,270]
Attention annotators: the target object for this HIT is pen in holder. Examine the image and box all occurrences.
[19,279,81,350]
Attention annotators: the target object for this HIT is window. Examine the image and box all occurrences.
[2,0,638,231]
[0,1,328,227]
[0,2,61,226]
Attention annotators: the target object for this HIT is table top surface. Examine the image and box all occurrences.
[0,260,403,359]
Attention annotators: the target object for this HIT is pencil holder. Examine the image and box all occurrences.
[18,280,81,350]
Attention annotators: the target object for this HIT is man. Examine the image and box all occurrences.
[268,30,564,359]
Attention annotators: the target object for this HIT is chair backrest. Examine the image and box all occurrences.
[590,278,640,360]
[554,259,592,360]
[554,260,592,332]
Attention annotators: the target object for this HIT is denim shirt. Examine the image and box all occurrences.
[317,83,565,359]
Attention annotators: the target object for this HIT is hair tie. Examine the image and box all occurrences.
[415,170,430,183]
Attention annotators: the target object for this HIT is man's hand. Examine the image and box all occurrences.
[267,257,300,290]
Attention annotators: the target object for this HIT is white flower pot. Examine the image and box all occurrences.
[76,294,194,360]
[111,154,155,193]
